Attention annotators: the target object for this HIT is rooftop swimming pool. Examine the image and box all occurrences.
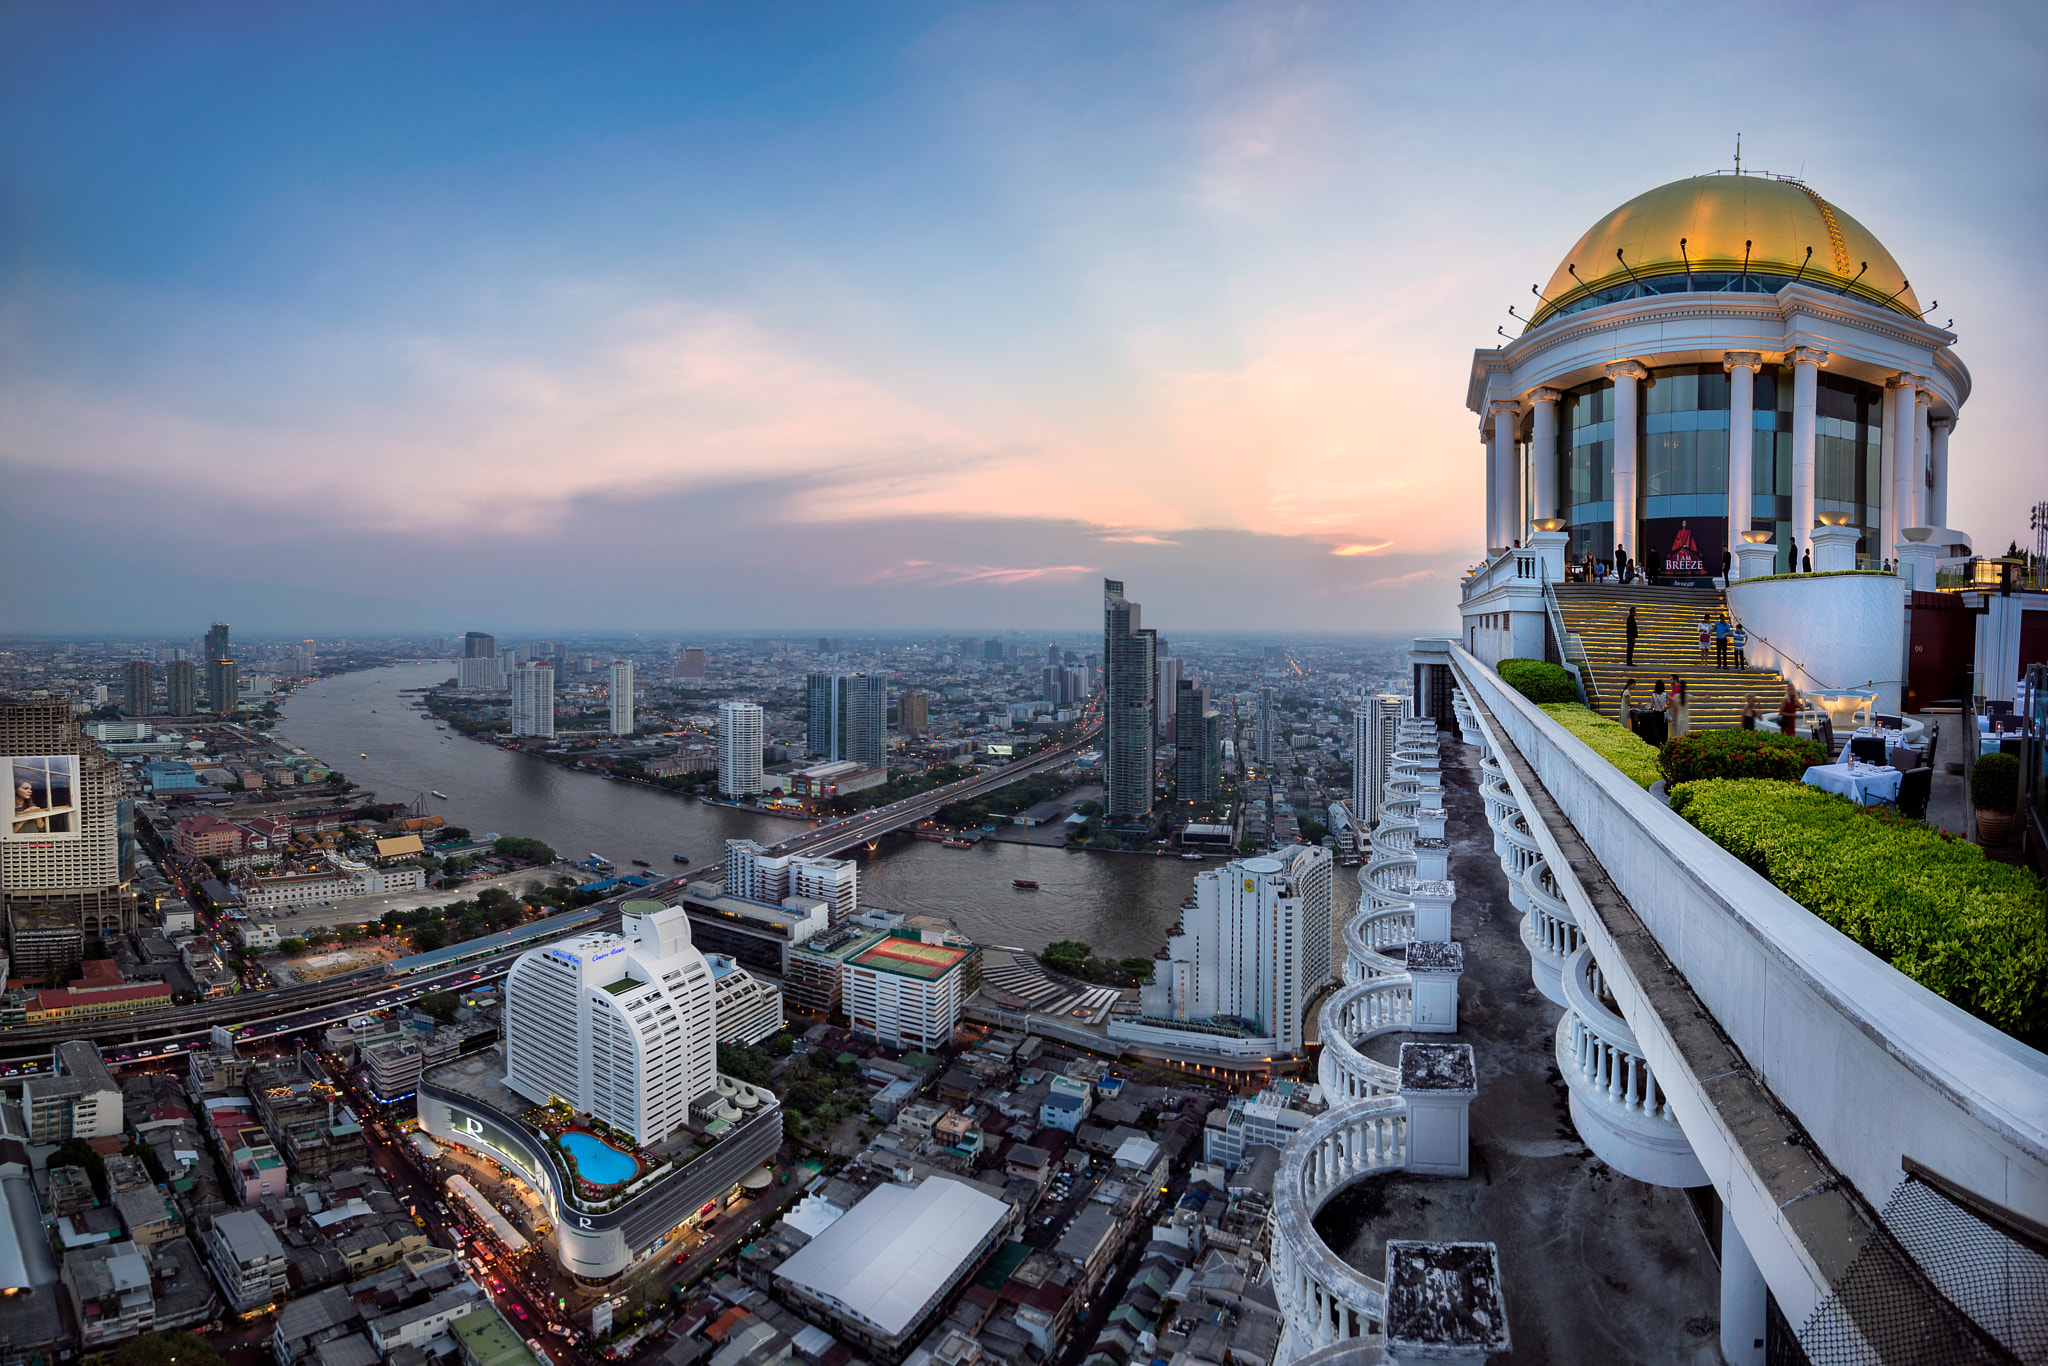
[559,1130,638,1186]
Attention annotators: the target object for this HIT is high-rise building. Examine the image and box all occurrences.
[718,702,765,796]
[1157,656,1183,740]
[1141,846,1333,1055]
[509,663,555,738]
[982,639,1003,662]
[1174,679,1222,804]
[1102,579,1157,821]
[1353,694,1409,826]
[502,901,718,1147]
[608,661,635,735]
[1255,686,1277,766]
[463,632,497,659]
[674,647,707,680]
[164,660,197,717]
[1,696,139,972]
[208,659,240,716]
[122,661,153,718]
[722,839,859,924]
[204,623,231,664]
[804,673,887,768]
[433,637,448,654]
[898,689,928,738]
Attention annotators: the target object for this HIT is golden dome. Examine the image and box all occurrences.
[1532,175,1920,326]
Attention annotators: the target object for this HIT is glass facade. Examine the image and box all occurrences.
[1547,271,1827,323]
[1551,363,1885,574]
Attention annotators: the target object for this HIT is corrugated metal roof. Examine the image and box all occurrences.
[772,1177,1008,1338]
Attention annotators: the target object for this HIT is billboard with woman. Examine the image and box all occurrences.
[5,755,80,840]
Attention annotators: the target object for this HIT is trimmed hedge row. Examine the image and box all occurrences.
[1539,703,1661,788]
[1658,730,1826,785]
[1669,777,2047,1041]
[1498,659,1578,704]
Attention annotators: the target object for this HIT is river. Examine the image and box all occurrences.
[277,664,1359,959]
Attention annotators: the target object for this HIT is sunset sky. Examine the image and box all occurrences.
[4,1,2042,635]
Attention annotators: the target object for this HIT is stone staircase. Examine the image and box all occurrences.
[1553,583,1790,731]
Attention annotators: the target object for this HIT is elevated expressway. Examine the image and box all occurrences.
[761,722,1101,860]
[0,877,689,1072]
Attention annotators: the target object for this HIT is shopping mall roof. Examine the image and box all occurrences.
[772,1176,1009,1338]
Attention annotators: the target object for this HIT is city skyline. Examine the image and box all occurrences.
[5,3,2042,635]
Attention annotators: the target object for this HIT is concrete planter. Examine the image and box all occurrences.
[1975,810,2015,846]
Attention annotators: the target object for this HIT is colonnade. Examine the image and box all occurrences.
[1485,352,1951,566]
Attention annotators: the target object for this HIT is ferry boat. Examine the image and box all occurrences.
[672,854,690,864]
[431,791,450,800]
[360,752,368,758]
[1180,852,1204,861]
[1012,879,1039,889]
[942,838,974,849]
[630,859,651,867]
[587,853,615,870]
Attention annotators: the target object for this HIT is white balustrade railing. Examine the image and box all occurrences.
[1317,978,1410,1099]
[1360,851,1418,917]
[1562,945,1673,1123]
[1498,811,1541,913]
[1519,858,1580,1006]
[1272,1098,1409,1354]
[1341,905,1417,985]
[1367,815,1417,859]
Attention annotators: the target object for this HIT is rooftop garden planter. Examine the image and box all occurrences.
[1538,703,1660,789]
[1498,659,1578,705]
[1658,730,1826,786]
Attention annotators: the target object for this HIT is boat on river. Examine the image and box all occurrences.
[1013,879,1038,889]
[431,791,450,800]
[672,854,690,864]
[630,859,651,867]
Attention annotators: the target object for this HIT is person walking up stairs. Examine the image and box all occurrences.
[1552,582,1791,731]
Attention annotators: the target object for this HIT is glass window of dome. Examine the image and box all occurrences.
[1548,363,1888,574]
[1541,271,1850,325]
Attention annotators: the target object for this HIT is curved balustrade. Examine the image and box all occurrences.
[1518,858,1580,1005]
[1479,776,1519,856]
[1316,978,1411,1099]
[1272,1098,1409,1354]
[1341,903,1418,984]
[1360,851,1418,917]
[1498,810,1541,914]
[1367,814,1417,859]
[1557,945,1706,1187]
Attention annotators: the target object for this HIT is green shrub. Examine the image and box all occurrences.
[1970,752,2020,814]
[1538,703,1661,788]
[1498,659,1578,704]
[1668,778,2046,1040]
[1658,730,1826,785]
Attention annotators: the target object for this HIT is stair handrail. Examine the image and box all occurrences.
[1540,571,1599,711]
[1736,623,1901,697]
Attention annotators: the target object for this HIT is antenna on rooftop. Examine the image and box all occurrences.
[1734,134,1742,175]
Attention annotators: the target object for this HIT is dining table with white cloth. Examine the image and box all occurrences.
[1802,761,1905,805]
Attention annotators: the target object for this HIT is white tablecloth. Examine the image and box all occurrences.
[1848,727,1909,757]
[1803,762,1904,805]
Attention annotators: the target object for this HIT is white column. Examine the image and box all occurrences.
[1928,416,1953,529]
[1482,426,1498,552]
[1491,398,1521,547]
[1725,353,1761,575]
[1788,347,1829,566]
[1529,387,1561,528]
[1720,1204,1767,1366]
[1916,388,1933,533]
[1606,361,1647,559]
[1886,374,1919,549]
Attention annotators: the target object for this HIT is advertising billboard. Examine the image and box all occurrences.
[1641,517,1724,585]
[5,755,80,841]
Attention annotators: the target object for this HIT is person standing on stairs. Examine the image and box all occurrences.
[1626,605,1639,666]
[1697,615,1712,664]
[1731,620,1747,669]
[1713,616,1731,670]
[1668,674,1689,737]
[1620,679,1638,728]
[1721,547,1732,582]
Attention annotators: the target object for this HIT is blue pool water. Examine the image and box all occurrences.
[559,1131,637,1185]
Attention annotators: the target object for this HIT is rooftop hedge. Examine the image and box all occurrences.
[1658,729,1826,785]
[1539,703,1661,788]
[1668,777,2046,1043]
[1499,659,1578,705]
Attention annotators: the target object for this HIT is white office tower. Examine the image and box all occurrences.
[1256,685,1277,765]
[722,839,858,924]
[502,901,717,1147]
[1353,694,1408,825]
[1142,845,1333,1055]
[509,662,555,738]
[717,701,765,796]
[608,661,635,735]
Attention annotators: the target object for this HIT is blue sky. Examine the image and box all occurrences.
[4,0,2043,635]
